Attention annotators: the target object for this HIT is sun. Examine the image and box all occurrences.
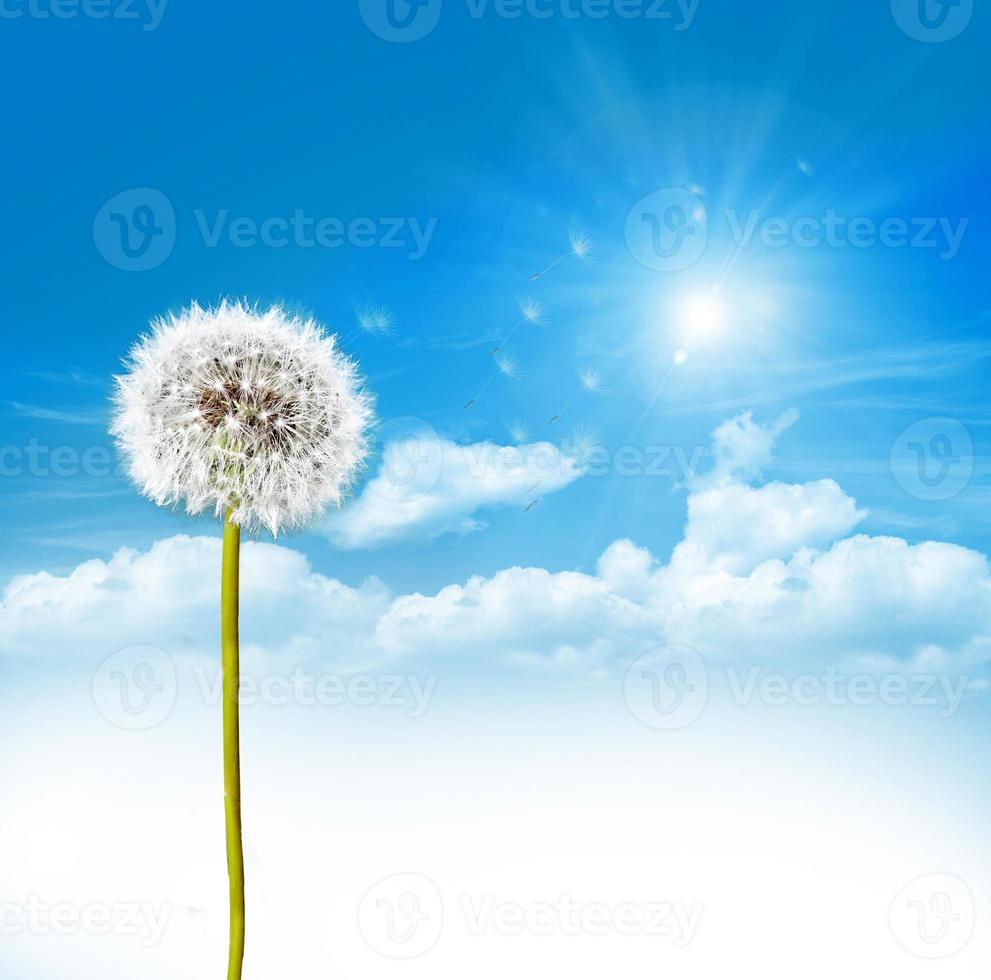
[676,288,726,342]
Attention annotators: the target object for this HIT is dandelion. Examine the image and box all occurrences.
[548,365,604,424]
[111,299,373,980]
[505,418,531,444]
[528,225,594,281]
[464,352,519,410]
[490,296,547,355]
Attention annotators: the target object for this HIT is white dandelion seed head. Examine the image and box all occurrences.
[111,300,374,536]
[495,352,520,379]
[569,226,594,263]
[577,365,605,393]
[354,301,394,337]
[518,296,548,326]
[505,418,531,444]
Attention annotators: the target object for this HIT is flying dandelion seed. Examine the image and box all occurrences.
[505,418,531,443]
[464,352,520,409]
[797,159,814,177]
[527,480,541,493]
[548,365,604,424]
[528,225,594,281]
[524,499,539,513]
[561,423,604,469]
[490,296,548,355]
[343,301,394,345]
[359,302,394,335]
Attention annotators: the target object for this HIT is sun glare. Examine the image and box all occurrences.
[677,289,726,341]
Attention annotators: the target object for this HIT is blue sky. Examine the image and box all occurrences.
[1,0,988,589]
[1,3,990,978]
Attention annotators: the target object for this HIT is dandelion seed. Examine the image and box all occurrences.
[578,365,604,394]
[797,159,814,177]
[569,225,594,264]
[527,480,541,493]
[464,352,520,409]
[490,296,548,355]
[356,301,394,336]
[505,418,531,444]
[342,301,394,345]
[524,499,539,512]
[549,364,604,424]
[528,225,595,281]
[495,352,520,378]
[561,423,604,468]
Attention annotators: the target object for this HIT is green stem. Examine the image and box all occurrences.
[222,511,244,980]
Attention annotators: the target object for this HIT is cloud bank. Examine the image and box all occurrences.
[3,412,990,675]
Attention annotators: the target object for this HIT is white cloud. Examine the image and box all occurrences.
[706,407,798,483]
[3,412,990,675]
[322,434,583,549]
[0,535,390,671]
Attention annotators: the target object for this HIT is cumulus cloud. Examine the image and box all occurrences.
[322,433,583,549]
[0,535,390,670]
[4,412,990,675]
